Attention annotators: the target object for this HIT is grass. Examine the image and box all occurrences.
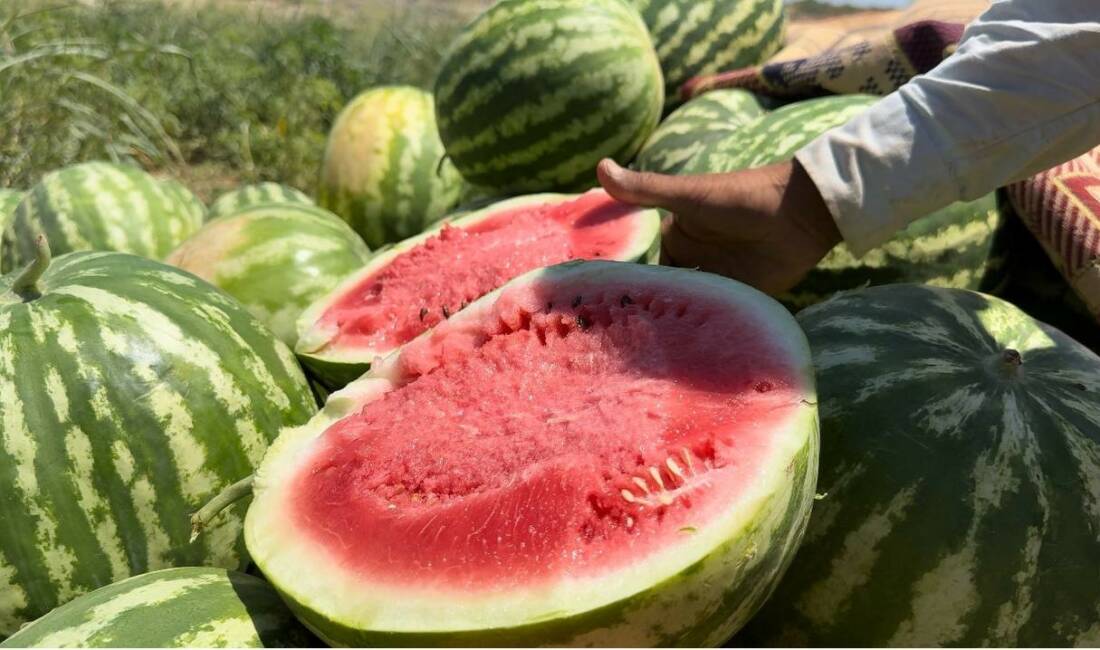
[0,0,475,200]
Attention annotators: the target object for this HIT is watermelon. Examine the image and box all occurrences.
[631,0,785,110]
[1,162,204,273]
[318,86,465,248]
[0,190,22,230]
[209,183,314,220]
[167,204,371,346]
[433,0,664,194]
[159,178,207,224]
[0,241,317,635]
[244,261,818,646]
[295,190,661,388]
[684,95,1007,306]
[739,284,1100,647]
[634,89,766,175]
[0,568,316,648]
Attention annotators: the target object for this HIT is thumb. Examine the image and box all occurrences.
[597,159,708,217]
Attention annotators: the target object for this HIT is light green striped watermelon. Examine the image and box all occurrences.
[684,95,1007,306]
[634,89,766,175]
[318,86,465,248]
[740,284,1100,646]
[1,162,204,273]
[632,0,785,110]
[1,568,316,648]
[246,261,819,645]
[0,190,22,232]
[159,178,207,224]
[0,244,317,636]
[209,183,313,220]
[167,203,371,346]
[434,0,665,194]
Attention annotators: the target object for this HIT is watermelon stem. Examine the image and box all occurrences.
[1001,349,1023,376]
[190,475,255,542]
[11,235,50,299]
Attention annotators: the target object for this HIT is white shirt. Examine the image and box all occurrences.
[796,0,1100,256]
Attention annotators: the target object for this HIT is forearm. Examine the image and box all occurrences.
[797,0,1100,256]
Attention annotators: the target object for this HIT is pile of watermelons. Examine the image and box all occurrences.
[1,0,1098,647]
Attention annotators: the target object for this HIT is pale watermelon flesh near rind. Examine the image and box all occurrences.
[740,284,1100,646]
[249,261,819,646]
[0,568,316,648]
[295,190,661,388]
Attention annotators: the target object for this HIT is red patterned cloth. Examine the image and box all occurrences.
[1006,147,1100,321]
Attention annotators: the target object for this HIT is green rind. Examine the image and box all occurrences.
[0,251,317,636]
[1,162,204,272]
[167,203,371,346]
[159,178,207,224]
[739,284,1100,647]
[632,0,786,110]
[208,183,313,220]
[0,190,23,231]
[433,0,665,193]
[252,261,819,646]
[634,89,766,175]
[0,568,316,648]
[295,193,662,389]
[683,95,1007,304]
[318,86,465,248]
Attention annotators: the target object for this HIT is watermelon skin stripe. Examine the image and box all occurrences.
[167,203,372,346]
[158,178,207,225]
[434,0,664,193]
[740,284,1100,646]
[318,87,465,249]
[632,0,786,110]
[0,568,316,647]
[0,252,316,636]
[208,182,313,220]
[252,261,819,646]
[2,163,203,273]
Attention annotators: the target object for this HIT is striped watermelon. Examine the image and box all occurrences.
[247,261,819,646]
[167,203,372,346]
[209,183,313,220]
[318,86,465,248]
[0,244,316,636]
[159,178,207,224]
[434,0,664,194]
[0,568,315,648]
[740,284,1100,646]
[1,162,203,273]
[631,0,785,110]
[684,95,1007,306]
[0,190,22,231]
[634,89,766,175]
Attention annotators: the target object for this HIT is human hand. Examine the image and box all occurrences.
[597,158,842,295]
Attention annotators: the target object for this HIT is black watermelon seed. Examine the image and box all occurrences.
[419,307,428,322]
[572,296,582,309]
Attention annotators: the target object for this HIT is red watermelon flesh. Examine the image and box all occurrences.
[295,191,661,388]
[290,267,807,591]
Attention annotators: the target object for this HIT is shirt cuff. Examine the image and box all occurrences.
[794,92,962,257]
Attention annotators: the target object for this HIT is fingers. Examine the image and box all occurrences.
[597,159,710,217]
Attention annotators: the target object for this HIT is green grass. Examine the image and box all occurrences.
[0,0,474,200]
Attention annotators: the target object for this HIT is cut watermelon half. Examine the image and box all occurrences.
[294,190,661,388]
[248,261,819,646]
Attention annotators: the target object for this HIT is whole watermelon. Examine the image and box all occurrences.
[1,568,316,648]
[159,178,207,224]
[0,190,22,230]
[635,89,766,175]
[0,243,316,636]
[2,162,203,272]
[318,86,465,248]
[631,0,785,110]
[740,284,1100,646]
[684,95,1007,306]
[434,0,664,194]
[167,203,371,346]
[209,182,313,220]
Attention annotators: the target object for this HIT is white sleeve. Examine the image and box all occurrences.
[794,0,1100,256]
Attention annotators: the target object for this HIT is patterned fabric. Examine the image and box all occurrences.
[1007,147,1100,321]
[681,20,964,101]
